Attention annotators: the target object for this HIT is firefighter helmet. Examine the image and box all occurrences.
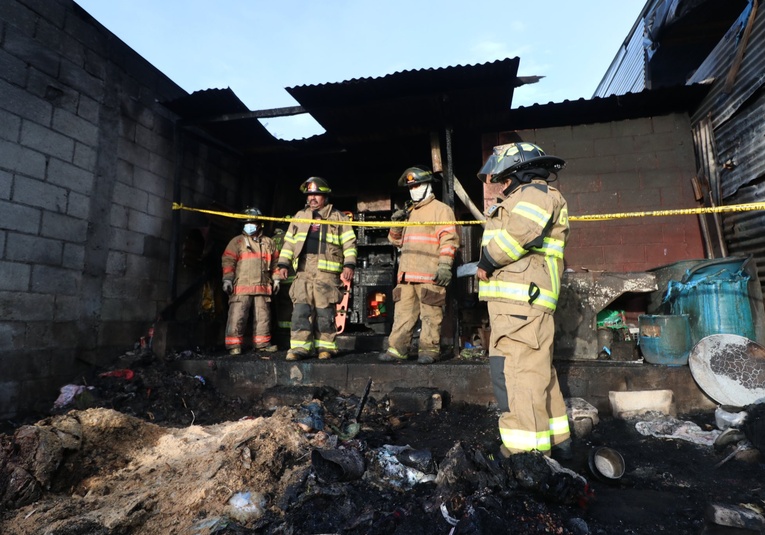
[477,142,565,183]
[300,176,332,194]
[243,207,262,222]
[397,166,439,187]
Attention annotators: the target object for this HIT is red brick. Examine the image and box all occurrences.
[644,243,697,268]
[604,244,646,266]
[565,246,605,270]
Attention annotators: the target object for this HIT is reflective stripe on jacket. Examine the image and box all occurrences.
[389,195,460,284]
[478,181,569,314]
[277,203,357,273]
[222,233,278,295]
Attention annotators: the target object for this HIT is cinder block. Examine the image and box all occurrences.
[566,397,599,438]
[705,502,765,532]
[388,387,443,413]
[609,389,676,419]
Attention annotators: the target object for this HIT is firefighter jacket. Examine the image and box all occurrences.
[478,180,569,315]
[389,194,460,284]
[277,203,357,274]
[222,233,279,295]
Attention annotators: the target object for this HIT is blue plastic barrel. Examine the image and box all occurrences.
[638,314,692,366]
[668,270,755,344]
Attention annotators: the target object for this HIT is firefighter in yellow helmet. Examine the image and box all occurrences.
[221,207,279,355]
[379,166,460,364]
[276,177,357,360]
[475,142,572,459]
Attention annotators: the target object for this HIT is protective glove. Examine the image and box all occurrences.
[222,280,233,295]
[272,279,281,294]
[391,209,408,222]
[434,263,452,287]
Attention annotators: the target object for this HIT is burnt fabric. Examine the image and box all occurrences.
[222,233,278,351]
[478,179,570,454]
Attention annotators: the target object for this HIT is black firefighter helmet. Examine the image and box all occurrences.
[397,166,440,187]
[300,176,332,194]
[477,142,566,184]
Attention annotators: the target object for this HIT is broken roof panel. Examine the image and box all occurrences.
[160,88,282,151]
[286,58,523,142]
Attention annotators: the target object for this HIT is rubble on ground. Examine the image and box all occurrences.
[1,355,765,534]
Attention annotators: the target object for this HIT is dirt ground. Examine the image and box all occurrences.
[1,351,765,534]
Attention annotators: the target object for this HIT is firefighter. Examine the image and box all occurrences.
[276,177,357,361]
[221,207,279,355]
[475,142,572,459]
[379,166,460,364]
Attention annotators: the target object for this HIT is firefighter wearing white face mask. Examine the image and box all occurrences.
[222,207,280,355]
[379,166,460,364]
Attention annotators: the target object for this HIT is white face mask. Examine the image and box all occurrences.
[243,223,258,235]
[409,183,431,202]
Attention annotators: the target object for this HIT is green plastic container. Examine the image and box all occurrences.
[638,314,692,366]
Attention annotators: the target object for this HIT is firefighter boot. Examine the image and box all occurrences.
[551,439,574,461]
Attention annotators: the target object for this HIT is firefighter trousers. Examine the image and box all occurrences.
[487,303,570,455]
[289,255,343,355]
[225,294,272,350]
[386,283,445,359]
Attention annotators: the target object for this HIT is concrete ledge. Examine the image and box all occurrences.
[172,354,718,416]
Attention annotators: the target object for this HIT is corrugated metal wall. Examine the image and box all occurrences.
[688,0,765,295]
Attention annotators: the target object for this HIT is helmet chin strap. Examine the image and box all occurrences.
[409,183,432,202]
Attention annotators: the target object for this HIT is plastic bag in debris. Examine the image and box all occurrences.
[715,406,748,430]
[53,384,95,409]
[634,413,721,446]
[227,491,266,523]
[364,444,436,491]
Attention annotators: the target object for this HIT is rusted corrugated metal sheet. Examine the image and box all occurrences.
[689,1,765,129]
[722,181,765,287]
[286,58,522,142]
[687,2,765,199]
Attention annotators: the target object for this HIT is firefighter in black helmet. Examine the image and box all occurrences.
[221,207,279,355]
[276,177,357,361]
[475,142,572,459]
[379,166,460,364]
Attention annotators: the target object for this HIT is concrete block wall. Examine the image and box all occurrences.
[0,0,246,418]
[483,115,705,272]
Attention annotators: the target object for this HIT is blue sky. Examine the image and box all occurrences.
[75,1,646,140]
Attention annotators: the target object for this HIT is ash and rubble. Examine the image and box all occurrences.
[1,351,765,534]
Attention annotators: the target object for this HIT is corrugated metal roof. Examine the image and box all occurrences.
[285,58,522,143]
[594,18,648,98]
[159,64,709,161]
[595,0,748,97]
[486,83,710,131]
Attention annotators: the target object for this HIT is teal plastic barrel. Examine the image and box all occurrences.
[638,314,692,366]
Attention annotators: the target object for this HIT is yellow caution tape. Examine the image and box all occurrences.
[172,202,765,227]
